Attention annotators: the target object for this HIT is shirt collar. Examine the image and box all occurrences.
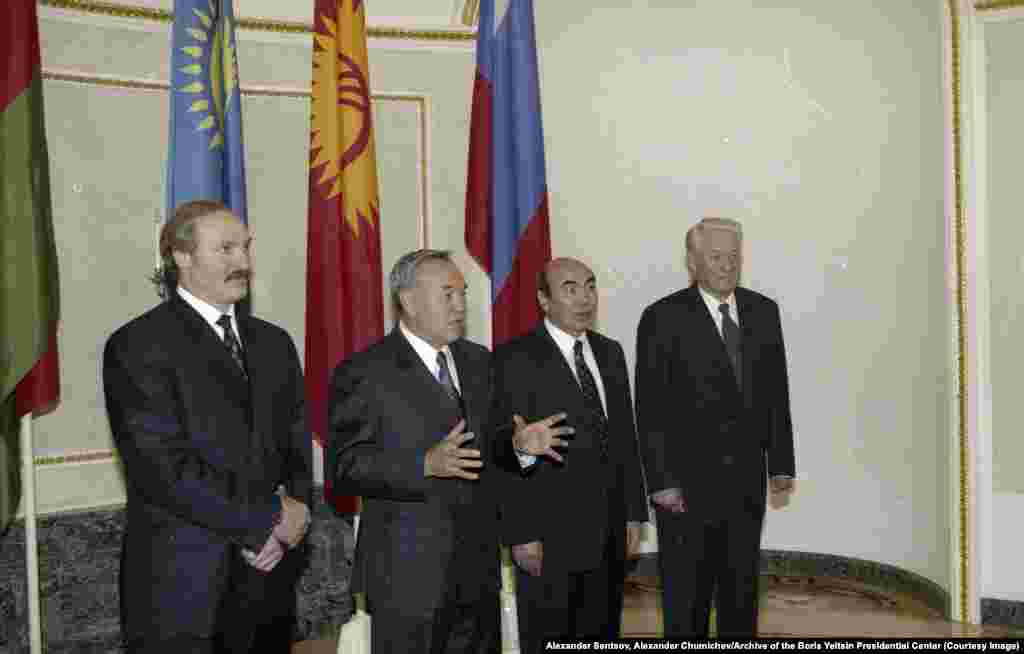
[399,321,451,370]
[697,285,736,316]
[177,285,236,330]
[544,318,589,355]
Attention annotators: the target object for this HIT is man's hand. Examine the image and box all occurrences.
[247,533,285,572]
[273,495,310,549]
[769,476,795,494]
[511,413,574,463]
[424,419,483,480]
[512,541,543,577]
[626,522,642,559]
[651,488,686,513]
[768,476,795,509]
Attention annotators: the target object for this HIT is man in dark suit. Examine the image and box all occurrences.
[634,217,796,638]
[327,249,570,654]
[492,258,648,651]
[103,200,312,654]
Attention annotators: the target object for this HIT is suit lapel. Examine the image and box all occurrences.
[449,340,486,455]
[683,285,742,394]
[449,341,478,417]
[237,315,267,437]
[390,329,461,421]
[736,288,756,407]
[532,325,590,423]
[534,325,583,394]
[169,297,250,395]
[587,332,616,419]
[684,286,732,368]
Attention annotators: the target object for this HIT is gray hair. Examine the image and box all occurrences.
[685,217,743,274]
[389,249,453,318]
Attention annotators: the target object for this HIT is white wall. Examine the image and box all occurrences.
[976,13,1024,603]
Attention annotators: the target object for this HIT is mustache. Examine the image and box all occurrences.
[226,270,250,282]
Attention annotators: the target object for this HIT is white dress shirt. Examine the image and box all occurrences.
[177,286,243,346]
[697,285,740,338]
[544,319,607,416]
[399,322,461,394]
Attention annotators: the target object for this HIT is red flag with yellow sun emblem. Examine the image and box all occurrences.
[306,0,382,514]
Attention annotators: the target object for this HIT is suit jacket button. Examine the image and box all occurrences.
[722,455,734,465]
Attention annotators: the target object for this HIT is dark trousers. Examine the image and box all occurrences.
[216,550,300,653]
[126,548,301,654]
[515,536,624,653]
[126,635,216,654]
[126,617,294,654]
[655,505,764,638]
[371,594,500,654]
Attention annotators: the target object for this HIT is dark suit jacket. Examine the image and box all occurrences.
[103,295,311,643]
[491,325,648,573]
[326,329,499,615]
[635,285,795,518]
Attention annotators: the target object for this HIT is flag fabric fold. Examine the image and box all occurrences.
[465,0,552,347]
[306,0,383,514]
[166,0,248,224]
[0,0,61,531]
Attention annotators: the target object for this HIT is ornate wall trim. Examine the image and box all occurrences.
[34,450,116,467]
[461,0,480,27]
[38,0,477,42]
[976,0,1024,10]
[946,0,970,624]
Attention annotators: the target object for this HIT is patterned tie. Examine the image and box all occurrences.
[573,340,608,457]
[216,314,247,378]
[436,351,463,416]
[719,303,742,387]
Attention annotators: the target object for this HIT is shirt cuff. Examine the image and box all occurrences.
[515,451,537,467]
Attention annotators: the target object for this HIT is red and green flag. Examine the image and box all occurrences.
[0,0,62,531]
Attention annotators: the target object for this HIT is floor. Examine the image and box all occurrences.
[293,574,1021,652]
[623,574,1020,638]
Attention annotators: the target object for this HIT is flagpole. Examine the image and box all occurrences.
[155,208,163,270]
[20,413,42,654]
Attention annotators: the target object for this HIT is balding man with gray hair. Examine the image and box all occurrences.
[635,217,796,638]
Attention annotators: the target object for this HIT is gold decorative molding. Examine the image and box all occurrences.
[34,450,117,467]
[39,0,477,42]
[946,0,969,625]
[975,0,1024,10]
[461,0,480,27]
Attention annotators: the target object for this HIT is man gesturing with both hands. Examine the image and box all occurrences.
[327,249,570,654]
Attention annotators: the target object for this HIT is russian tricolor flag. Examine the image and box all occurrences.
[465,0,552,347]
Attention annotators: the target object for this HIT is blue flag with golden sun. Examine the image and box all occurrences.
[166,0,247,223]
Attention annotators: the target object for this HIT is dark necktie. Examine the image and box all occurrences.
[573,340,608,457]
[719,303,742,387]
[436,351,463,415]
[216,314,247,377]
